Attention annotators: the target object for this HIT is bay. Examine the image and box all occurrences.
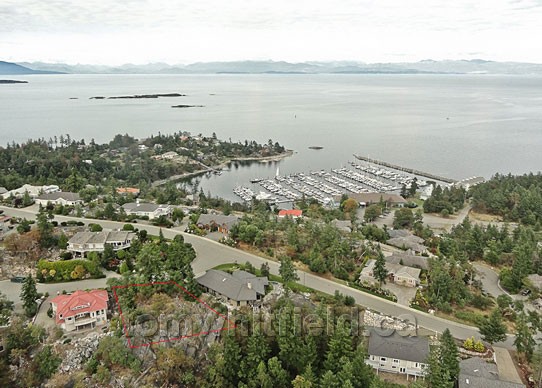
[1,74,541,201]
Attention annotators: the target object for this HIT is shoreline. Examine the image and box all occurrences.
[151,149,294,187]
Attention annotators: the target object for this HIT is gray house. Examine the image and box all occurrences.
[366,330,429,379]
[459,357,525,388]
[197,214,239,234]
[196,269,268,307]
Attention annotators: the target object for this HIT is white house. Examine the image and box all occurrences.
[35,192,82,206]
[67,231,135,256]
[122,201,172,220]
[50,290,109,332]
[366,329,429,379]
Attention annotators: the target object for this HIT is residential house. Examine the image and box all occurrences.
[336,193,407,208]
[50,290,109,332]
[360,259,421,287]
[67,231,135,256]
[116,187,140,196]
[458,357,525,388]
[122,201,172,220]
[35,192,82,206]
[526,274,542,291]
[366,329,429,379]
[387,231,427,254]
[197,214,239,234]
[278,209,303,219]
[196,269,268,307]
[2,184,49,200]
[332,219,352,233]
[385,251,429,270]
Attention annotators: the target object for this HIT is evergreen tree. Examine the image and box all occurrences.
[426,345,453,388]
[36,208,54,248]
[479,308,507,345]
[320,370,341,388]
[373,249,388,286]
[240,326,270,382]
[324,318,353,374]
[440,328,460,382]
[514,312,536,361]
[222,332,241,386]
[267,357,289,387]
[279,256,299,295]
[20,275,39,317]
[0,291,14,326]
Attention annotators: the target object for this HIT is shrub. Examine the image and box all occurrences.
[474,340,485,353]
[463,336,475,350]
[37,259,103,282]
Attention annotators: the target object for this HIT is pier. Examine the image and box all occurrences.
[353,154,457,184]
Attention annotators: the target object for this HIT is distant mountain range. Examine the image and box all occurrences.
[4,59,542,75]
[0,61,64,75]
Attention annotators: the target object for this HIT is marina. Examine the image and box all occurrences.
[232,158,456,206]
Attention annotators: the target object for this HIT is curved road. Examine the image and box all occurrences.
[0,205,527,348]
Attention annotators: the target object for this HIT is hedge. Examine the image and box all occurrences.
[37,259,104,282]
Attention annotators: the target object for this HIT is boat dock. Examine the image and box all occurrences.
[353,154,457,184]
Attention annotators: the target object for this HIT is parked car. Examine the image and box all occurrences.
[10,276,26,283]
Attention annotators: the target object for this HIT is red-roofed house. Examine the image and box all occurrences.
[50,290,109,331]
[278,209,303,219]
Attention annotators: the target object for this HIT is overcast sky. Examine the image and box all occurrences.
[2,0,542,65]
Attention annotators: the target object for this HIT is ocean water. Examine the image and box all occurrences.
[1,74,541,200]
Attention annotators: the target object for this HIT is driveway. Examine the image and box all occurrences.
[473,262,508,298]
[493,347,524,384]
[383,283,418,306]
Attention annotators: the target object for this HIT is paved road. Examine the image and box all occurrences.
[0,205,533,349]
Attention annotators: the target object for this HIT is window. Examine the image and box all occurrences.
[393,359,400,364]
[380,357,387,362]
[415,363,419,368]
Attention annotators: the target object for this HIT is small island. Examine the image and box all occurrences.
[308,145,324,150]
[0,79,28,84]
[90,93,186,99]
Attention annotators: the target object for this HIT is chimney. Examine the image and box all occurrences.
[136,198,140,206]
[247,282,252,289]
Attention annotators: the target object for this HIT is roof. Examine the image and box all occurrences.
[197,214,239,228]
[386,263,421,280]
[332,220,352,233]
[386,251,429,270]
[335,192,407,205]
[367,329,429,363]
[36,192,81,202]
[196,269,267,302]
[278,209,303,217]
[231,270,269,295]
[68,231,134,245]
[122,202,169,213]
[386,237,427,253]
[526,274,542,290]
[116,187,140,195]
[51,289,108,323]
[0,187,7,195]
[458,357,525,388]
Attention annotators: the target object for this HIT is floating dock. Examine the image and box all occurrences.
[353,154,457,184]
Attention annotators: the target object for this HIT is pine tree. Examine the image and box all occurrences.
[240,327,270,382]
[21,275,39,317]
[373,249,388,287]
[324,318,353,374]
[279,256,299,295]
[479,308,507,344]
[440,328,460,382]
[267,357,289,388]
[426,346,453,388]
[514,312,536,361]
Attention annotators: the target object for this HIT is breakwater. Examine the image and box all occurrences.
[353,154,457,184]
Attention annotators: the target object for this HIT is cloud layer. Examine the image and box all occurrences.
[2,0,542,64]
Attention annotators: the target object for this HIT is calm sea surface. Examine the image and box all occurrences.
[1,74,541,200]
